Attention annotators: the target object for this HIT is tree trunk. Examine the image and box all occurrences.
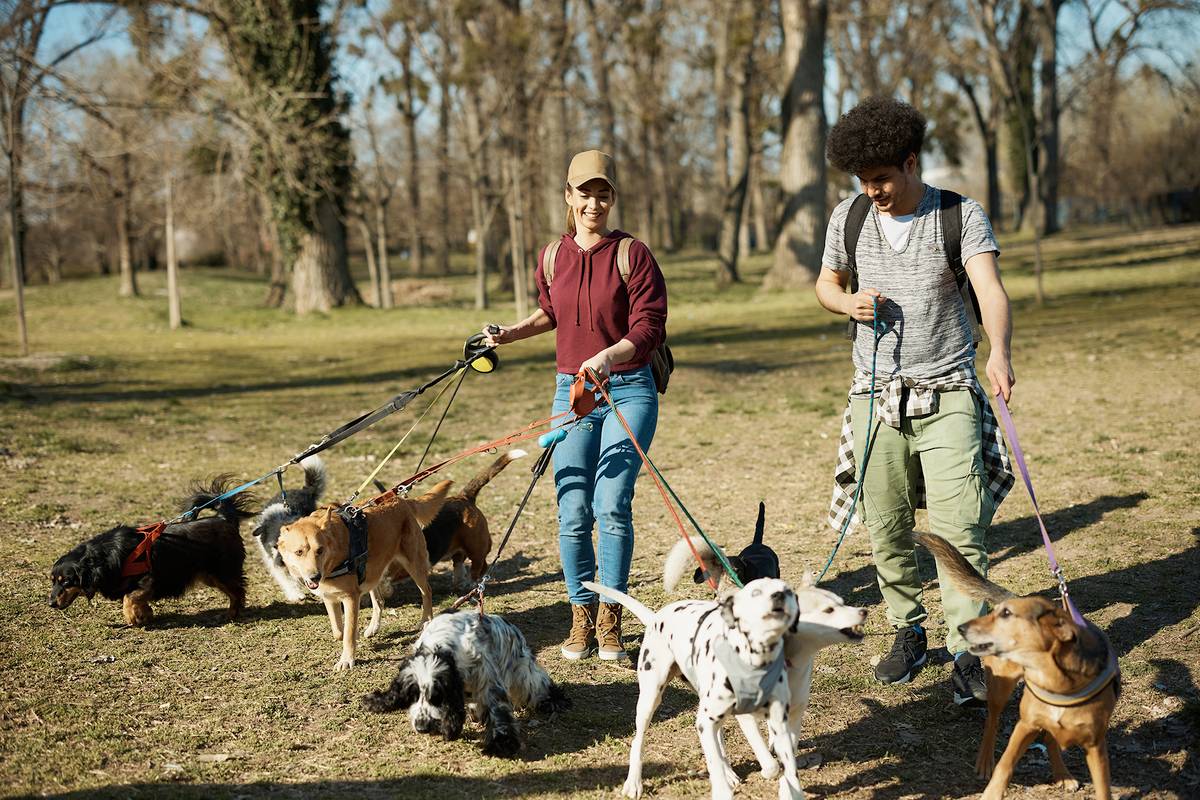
[292,196,357,314]
[7,146,28,356]
[436,69,452,275]
[462,82,493,310]
[506,151,530,319]
[717,3,755,286]
[375,200,393,309]
[1036,0,1062,235]
[751,152,770,251]
[404,85,423,277]
[584,0,619,230]
[117,152,138,297]
[356,216,380,307]
[958,74,1002,226]
[765,0,827,290]
[542,0,570,239]
[165,173,182,329]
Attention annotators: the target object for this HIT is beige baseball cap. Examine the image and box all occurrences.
[567,149,617,191]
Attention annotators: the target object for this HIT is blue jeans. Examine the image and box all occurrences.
[552,365,658,605]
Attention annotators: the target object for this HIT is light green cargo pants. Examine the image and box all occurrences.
[851,389,995,655]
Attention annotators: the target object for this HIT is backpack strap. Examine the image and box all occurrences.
[843,194,872,340]
[939,190,983,326]
[616,237,633,282]
[843,193,873,292]
[542,240,563,286]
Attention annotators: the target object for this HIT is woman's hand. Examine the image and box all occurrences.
[579,349,614,383]
[481,324,512,347]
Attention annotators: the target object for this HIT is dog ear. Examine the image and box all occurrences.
[362,660,421,713]
[435,650,467,741]
[693,566,705,585]
[719,595,737,628]
[1038,606,1077,643]
[798,571,816,588]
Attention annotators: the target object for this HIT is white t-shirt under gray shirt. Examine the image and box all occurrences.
[822,184,1000,381]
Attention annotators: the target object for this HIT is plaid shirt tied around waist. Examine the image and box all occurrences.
[827,365,1015,532]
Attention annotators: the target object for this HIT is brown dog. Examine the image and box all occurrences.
[385,449,526,591]
[277,480,451,670]
[915,533,1120,800]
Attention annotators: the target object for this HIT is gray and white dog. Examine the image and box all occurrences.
[362,610,570,757]
[251,457,325,602]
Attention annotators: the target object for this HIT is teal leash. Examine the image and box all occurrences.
[816,298,882,583]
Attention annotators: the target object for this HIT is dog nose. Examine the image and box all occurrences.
[957,623,969,635]
[770,590,787,602]
[858,608,868,619]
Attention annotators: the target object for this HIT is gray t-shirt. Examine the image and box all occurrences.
[822,185,999,380]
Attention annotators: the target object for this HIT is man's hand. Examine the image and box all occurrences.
[986,351,1015,402]
[844,289,888,322]
[580,349,614,383]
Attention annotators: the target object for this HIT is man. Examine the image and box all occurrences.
[814,97,1015,706]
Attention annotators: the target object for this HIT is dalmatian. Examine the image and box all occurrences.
[582,578,804,800]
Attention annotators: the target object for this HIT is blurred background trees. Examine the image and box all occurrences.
[3,0,1198,329]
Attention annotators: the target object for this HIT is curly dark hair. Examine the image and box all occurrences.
[826,97,927,176]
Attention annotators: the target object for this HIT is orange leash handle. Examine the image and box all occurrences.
[583,368,719,592]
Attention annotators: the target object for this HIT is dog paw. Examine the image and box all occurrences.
[481,729,521,758]
[1054,777,1081,792]
[537,683,572,714]
[335,656,355,671]
[723,764,742,785]
[778,781,805,800]
[364,622,380,638]
[759,760,781,780]
[621,777,644,799]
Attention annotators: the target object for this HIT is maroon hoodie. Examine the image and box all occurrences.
[535,230,668,375]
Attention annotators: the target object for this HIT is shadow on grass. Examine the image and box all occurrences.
[823,492,1150,614]
[35,762,670,799]
[800,664,1197,800]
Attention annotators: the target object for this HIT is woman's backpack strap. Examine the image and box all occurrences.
[542,240,563,286]
[616,236,634,282]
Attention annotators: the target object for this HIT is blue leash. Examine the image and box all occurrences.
[816,298,883,583]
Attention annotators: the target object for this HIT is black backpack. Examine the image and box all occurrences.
[842,189,982,343]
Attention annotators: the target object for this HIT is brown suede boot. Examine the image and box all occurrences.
[561,602,597,660]
[596,602,627,661]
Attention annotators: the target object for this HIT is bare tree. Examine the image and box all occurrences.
[1,0,112,354]
[765,0,827,289]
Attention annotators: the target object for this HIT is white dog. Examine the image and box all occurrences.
[732,576,867,782]
[362,610,570,757]
[251,456,325,602]
[584,578,804,800]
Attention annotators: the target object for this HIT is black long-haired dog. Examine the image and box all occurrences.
[663,501,781,598]
[48,477,256,626]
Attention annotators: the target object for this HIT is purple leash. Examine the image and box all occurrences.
[994,394,1087,626]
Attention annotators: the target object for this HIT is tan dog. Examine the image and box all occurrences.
[277,480,452,670]
[915,533,1120,800]
[386,450,526,591]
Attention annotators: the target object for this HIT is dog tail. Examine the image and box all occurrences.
[408,479,454,528]
[913,532,1014,605]
[183,475,258,523]
[461,449,528,502]
[663,536,725,593]
[752,501,765,547]
[299,456,326,498]
[581,581,655,627]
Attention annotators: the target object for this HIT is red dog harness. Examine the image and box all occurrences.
[121,522,167,578]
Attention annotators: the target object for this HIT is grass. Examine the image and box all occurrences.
[1,222,1199,799]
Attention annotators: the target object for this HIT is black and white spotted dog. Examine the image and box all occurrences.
[362,610,570,757]
[583,578,805,800]
[251,457,325,602]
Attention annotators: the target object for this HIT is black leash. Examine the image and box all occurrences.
[413,365,470,477]
[452,436,561,614]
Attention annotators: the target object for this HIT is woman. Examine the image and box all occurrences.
[482,149,667,661]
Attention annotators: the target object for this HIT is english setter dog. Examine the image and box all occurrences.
[363,610,570,756]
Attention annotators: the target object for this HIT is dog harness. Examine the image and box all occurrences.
[326,505,369,584]
[1024,640,1120,708]
[713,638,788,715]
[120,522,167,579]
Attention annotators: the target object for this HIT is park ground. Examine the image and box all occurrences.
[1,223,1198,799]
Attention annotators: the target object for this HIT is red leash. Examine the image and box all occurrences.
[584,368,720,592]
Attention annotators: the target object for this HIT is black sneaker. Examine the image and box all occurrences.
[952,652,988,707]
[874,626,928,684]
